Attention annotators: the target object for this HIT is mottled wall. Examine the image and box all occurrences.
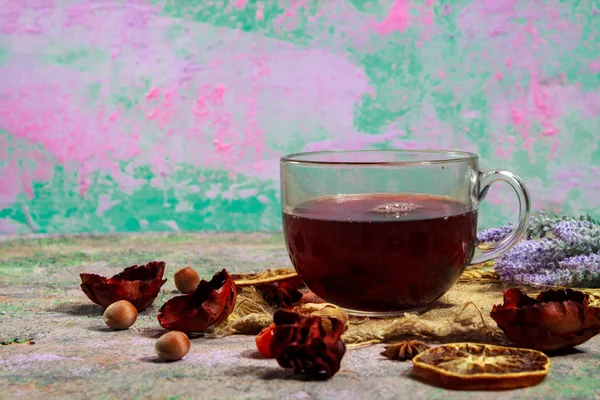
[0,0,599,234]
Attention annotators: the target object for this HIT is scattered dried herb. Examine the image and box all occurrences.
[1,338,34,345]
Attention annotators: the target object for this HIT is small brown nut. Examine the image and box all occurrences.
[155,331,190,361]
[174,266,201,294]
[103,300,138,330]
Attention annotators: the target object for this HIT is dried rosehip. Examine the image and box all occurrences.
[255,323,276,358]
[257,282,303,308]
[269,310,346,378]
[157,269,237,333]
[80,261,167,311]
[491,288,600,351]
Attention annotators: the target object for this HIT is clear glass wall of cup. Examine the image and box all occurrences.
[280,150,530,317]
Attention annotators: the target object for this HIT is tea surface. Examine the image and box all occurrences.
[283,193,478,311]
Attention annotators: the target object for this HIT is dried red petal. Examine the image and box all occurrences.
[257,282,303,308]
[269,310,346,378]
[491,288,600,351]
[80,261,167,311]
[157,269,237,333]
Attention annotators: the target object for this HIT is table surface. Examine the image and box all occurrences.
[1,233,599,400]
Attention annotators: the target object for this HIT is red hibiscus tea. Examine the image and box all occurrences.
[283,193,478,313]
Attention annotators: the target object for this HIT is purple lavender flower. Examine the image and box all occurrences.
[510,269,575,287]
[493,216,600,288]
[560,252,600,270]
[494,239,566,284]
[558,252,600,287]
[478,213,598,244]
[495,239,569,270]
[477,225,513,243]
[504,253,600,288]
[552,220,600,245]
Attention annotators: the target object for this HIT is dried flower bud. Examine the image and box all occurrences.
[292,303,349,333]
[103,300,138,330]
[491,288,600,351]
[269,310,346,378]
[80,261,167,311]
[174,266,201,294]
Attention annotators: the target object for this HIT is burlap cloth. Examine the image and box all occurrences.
[212,263,600,348]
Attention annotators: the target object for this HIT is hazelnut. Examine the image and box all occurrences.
[155,331,190,361]
[103,300,138,330]
[174,266,200,293]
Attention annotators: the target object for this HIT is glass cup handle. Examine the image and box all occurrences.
[470,170,531,265]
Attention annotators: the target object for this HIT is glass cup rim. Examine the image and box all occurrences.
[280,149,478,166]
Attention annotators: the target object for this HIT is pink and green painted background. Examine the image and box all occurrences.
[0,0,599,234]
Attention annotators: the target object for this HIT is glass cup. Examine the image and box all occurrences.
[280,150,530,317]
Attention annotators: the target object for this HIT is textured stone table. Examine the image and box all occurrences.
[1,233,599,399]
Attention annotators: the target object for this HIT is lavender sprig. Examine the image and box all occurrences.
[477,225,513,243]
[508,253,600,288]
[551,220,600,246]
[477,212,598,243]
[493,217,600,288]
[526,212,596,239]
[558,252,600,287]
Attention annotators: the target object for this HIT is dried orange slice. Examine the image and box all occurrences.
[412,343,550,390]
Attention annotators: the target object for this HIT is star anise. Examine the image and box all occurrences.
[381,340,430,361]
[257,282,303,308]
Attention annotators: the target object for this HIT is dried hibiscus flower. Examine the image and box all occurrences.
[257,282,303,308]
[157,269,237,333]
[269,310,346,378]
[80,261,167,311]
[490,288,600,351]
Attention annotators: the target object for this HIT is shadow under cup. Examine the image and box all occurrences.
[280,150,531,317]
